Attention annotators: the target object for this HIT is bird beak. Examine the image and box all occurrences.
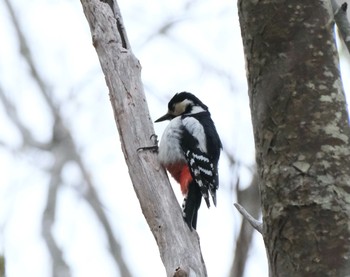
[155,112,173,122]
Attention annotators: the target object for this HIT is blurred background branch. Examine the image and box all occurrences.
[230,174,260,277]
[2,0,132,276]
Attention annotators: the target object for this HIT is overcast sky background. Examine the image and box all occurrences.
[0,0,349,276]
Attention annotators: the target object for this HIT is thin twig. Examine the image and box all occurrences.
[230,172,260,277]
[234,203,263,234]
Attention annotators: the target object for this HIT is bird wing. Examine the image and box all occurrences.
[180,118,218,208]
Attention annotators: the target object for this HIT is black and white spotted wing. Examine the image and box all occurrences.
[180,124,219,208]
[185,148,218,208]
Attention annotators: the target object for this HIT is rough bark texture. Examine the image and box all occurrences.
[238,0,350,276]
[80,0,207,276]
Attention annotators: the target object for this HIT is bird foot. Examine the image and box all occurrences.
[137,134,159,152]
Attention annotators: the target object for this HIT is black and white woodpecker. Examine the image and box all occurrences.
[155,92,222,229]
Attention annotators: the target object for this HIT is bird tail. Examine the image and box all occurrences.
[182,180,202,230]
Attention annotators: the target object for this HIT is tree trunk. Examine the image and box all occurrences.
[79,0,207,276]
[238,0,350,276]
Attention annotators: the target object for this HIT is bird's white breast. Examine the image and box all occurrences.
[158,117,186,165]
[158,116,207,165]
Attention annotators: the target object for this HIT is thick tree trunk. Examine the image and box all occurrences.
[80,0,207,276]
[238,0,350,276]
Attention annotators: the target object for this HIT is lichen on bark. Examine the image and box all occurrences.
[238,0,350,275]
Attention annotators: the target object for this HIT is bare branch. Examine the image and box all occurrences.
[80,0,208,275]
[230,172,260,277]
[234,203,263,234]
[3,0,132,275]
[73,151,133,277]
[0,87,49,150]
[2,1,71,274]
[3,0,55,111]
[42,145,71,277]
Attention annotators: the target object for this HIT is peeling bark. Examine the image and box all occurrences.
[238,0,350,276]
[80,0,207,276]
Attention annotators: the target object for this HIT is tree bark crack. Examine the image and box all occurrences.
[116,18,128,49]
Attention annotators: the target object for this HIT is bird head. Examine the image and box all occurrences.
[155,92,208,122]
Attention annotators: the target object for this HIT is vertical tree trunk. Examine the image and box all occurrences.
[238,0,350,276]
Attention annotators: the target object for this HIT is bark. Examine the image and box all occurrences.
[238,0,350,276]
[80,1,207,276]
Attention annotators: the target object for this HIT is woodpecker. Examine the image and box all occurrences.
[155,92,222,229]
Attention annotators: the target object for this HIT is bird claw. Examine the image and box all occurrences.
[137,145,158,152]
[137,134,159,152]
[149,134,158,144]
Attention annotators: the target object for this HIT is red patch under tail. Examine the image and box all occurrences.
[166,163,193,195]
